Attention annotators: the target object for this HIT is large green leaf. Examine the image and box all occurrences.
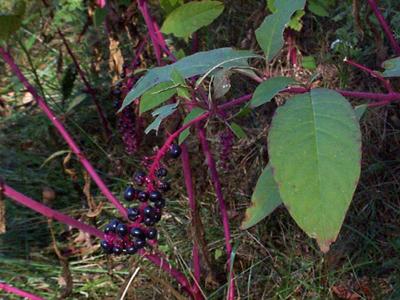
[120,48,259,112]
[140,82,177,114]
[241,164,282,229]
[382,57,400,77]
[255,0,305,61]
[268,88,361,252]
[161,1,224,39]
[250,76,296,108]
[0,1,26,40]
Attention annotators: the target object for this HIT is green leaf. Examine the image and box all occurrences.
[354,104,368,121]
[382,56,400,77]
[0,1,26,40]
[241,164,282,229]
[145,103,178,134]
[302,56,317,70]
[268,88,361,252]
[179,107,206,144]
[121,48,259,112]
[229,122,247,139]
[161,1,224,39]
[160,0,184,15]
[288,10,305,31]
[94,7,107,27]
[140,82,177,114]
[250,77,296,108]
[308,0,329,17]
[171,69,190,100]
[255,0,305,61]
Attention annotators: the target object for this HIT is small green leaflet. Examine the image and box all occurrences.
[120,48,259,112]
[229,122,247,139]
[145,103,178,134]
[381,57,400,77]
[140,82,177,114]
[171,69,190,100]
[250,77,296,108]
[241,164,282,229]
[179,107,206,144]
[268,88,361,252]
[308,0,334,17]
[302,56,317,70]
[255,0,306,62]
[161,1,224,39]
[0,1,26,40]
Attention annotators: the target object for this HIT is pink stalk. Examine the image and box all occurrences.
[196,126,235,300]
[0,46,128,219]
[367,0,400,55]
[181,144,202,286]
[57,29,112,139]
[344,58,393,91]
[0,282,44,300]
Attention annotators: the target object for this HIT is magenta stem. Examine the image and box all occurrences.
[57,29,112,139]
[3,184,104,238]
[367,0,400,55]
[0,282,44,300]
[0,46,128,219]
[181,144,201,285]
[196,126,235,300]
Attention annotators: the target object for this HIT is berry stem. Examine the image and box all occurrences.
[366,0,400,55]
[196,125,235,300]
[0,282,44,300]
[57,29,112,140]
[0,46,128,219]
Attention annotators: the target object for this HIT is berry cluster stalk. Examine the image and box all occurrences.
[0,46,128,220]
[0,282,44,300]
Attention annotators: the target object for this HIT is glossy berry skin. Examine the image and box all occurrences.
[149,190,162,202]
[135,239,146,249]
[100,240,113,254]
[158,181,170,192]
[130,227,144,238]
[143,206,154,216]
[112,246,123,255]
[138,191,149,202]
[104,224,113,234]
[154,198,166,209]
[112,89,121,96]
[126,245,137,255]
[169,144,182,159]
[109,219,120,231]
[120,72,126,79]
[147,228,157,240]
[117,223,128,236]
[124,186,136,201]
[156,168,168,178]
[134,171,146,185]
[152,212,162,222]
[127,207,140,221]
[143,217,155,226]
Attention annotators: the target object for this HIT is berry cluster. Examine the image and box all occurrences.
[100,144,182,255]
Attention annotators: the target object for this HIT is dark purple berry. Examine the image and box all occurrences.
[109,219,120,231]
[156,168,168,178]
[104,224,113,234]
[147,228,157,240]
[123,62,129,69]
[135,239,146,249]
[130,227,144,238]
[126,245,137,254]
[100,240,113,254]
[153,212,162,222]
[134,171,146,185]
[127,207,140,221]
[158,181,170,192]
[113,246,123,255]
[154,198,165,209]
[120,72,126,79]
[143,206,154,216]
[138,191,149,202]
[117,223,128,236]
[169,144,181,159]
[143,217,155,226]
[112,89,121,96]
[116,82,123,88]
[124,186,137,201]
[149,190,162,202]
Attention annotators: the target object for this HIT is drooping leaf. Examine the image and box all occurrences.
[161,1,224,39]
[255,0,305,61]
[382,56,400,77]
[229,122,247,139]
[140,82,176,114]
[160,0,184,15]
[354,104,368,121]
[250,77,296,108]
[179,107,206,144]
[268,88,361,252]
[145,103,178,134]
[121,48,259,112]
[0,1,26,40]
[308,0,330,17]
[94,7,107,26]
[241,164,282,229]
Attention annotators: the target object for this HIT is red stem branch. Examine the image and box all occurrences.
[367,0,400,55]
[0,282,44,300]
[0,46,128,219]
[57,29,112,139]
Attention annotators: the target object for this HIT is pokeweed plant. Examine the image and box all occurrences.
[1,0,400,299]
